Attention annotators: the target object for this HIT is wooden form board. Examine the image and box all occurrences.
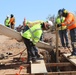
[36,41,52,50]
[0,24,51,50]
[6,71,76,75]
[0,24,22,41]
[63,53,76,66]
[31,59,47,74]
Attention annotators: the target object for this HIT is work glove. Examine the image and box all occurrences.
[57,24,62,27]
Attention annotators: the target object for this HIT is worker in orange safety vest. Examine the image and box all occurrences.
[57,8,76,59]
[9,14,15,29]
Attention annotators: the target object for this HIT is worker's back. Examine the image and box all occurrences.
[64,13,76,30]
[10,17,15,25]
[22,24,42,45]
[26,20,43,28]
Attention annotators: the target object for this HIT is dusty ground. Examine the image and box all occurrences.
[0,34,25,53]
[0,34,27,75]
[0,32,72,75]
[0,32,55,75]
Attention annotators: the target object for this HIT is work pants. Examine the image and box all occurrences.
[59,29,69,47]
[10,24,14,29]
[70,28,76,55]
[23,37,38,61]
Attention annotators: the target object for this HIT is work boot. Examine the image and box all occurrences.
[26,59,31,64]
[64,46,66,49]
[63,45,66,49]
[26,57,32,64]
[35,52,40,59]
[32,58,36,63]
[25,59,31,64]
[32,59,40,63]
[32,57,41,63]
[67,46,70,48]
[66,44,70,48]
[36,54,40,59]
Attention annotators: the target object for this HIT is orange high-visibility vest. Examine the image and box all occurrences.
[62,13,76,30]
[10,17,15,25]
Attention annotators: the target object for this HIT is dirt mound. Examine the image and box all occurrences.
[0,34,25,55]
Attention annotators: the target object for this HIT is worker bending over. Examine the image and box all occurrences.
[22,21,53,63]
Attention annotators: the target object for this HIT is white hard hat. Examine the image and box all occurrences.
[47,21,53,26]
[6,15,9,18]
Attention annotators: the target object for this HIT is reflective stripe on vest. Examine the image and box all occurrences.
[29,28,42,43]
[67,21,75,26]
[64,20,75,27]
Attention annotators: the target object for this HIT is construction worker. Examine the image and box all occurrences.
[22,18,35,32]
[22,19,44,40]
[22,18,30,33]
[57,8,76,58]
[22,21,52,63]
[9,14,15,29]
[4,15,10,27]
[55,10,69,48]
[23,18,26,26]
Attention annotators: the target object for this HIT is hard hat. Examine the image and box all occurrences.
[6,15,9,18]
[62,8,68,14]
[47,21,53,26]
[41,22,52,30]
[11,14,14,17]
[44,22,52,29]
[61,8,68,17]
[58,9,63,15]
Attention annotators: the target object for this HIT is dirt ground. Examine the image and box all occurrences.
[0,32,55,75]
[0,32,73,75]
[0,34,27,75]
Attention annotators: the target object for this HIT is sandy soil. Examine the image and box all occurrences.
[0,32,72,75]
[0,32,54,75]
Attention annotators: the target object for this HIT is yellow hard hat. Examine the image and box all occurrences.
[62,8,68,14]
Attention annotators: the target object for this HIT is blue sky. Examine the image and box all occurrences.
[0,0,76,27]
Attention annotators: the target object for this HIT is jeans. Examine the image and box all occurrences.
[23,37,38,62]
[59,29,69,47]
[70,28,76,55]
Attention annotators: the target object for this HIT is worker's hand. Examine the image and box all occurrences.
[57,24,62,27]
